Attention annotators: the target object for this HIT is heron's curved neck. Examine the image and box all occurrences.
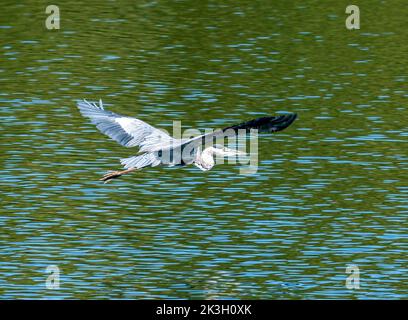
[203,146,221,157]
[194,146,216,171]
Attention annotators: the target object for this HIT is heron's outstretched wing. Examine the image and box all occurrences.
[77,99,177,151]
[221,113,297,134]
[180,113,297,149]
[120,152,162,169]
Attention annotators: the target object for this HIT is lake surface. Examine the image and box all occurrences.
[0,1,407,299]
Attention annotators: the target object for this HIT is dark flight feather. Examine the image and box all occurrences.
[222,113,297,134]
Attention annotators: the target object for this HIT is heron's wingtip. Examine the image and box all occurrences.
[288,112,297,123]
[77,98,104,110]
[270,113,297,132]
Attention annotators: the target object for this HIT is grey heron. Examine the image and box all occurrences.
[77,99,297,182]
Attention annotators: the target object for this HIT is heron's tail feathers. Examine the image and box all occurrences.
[120,153,161,170]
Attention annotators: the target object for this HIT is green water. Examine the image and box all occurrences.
[0,1,407,299]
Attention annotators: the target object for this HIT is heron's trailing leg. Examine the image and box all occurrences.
[100,168,136,183]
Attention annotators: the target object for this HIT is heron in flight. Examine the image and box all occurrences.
[77,99,297,182]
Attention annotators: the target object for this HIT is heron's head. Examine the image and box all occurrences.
[212,144,247,157]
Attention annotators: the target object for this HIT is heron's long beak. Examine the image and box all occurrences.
[223,147,247,157]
